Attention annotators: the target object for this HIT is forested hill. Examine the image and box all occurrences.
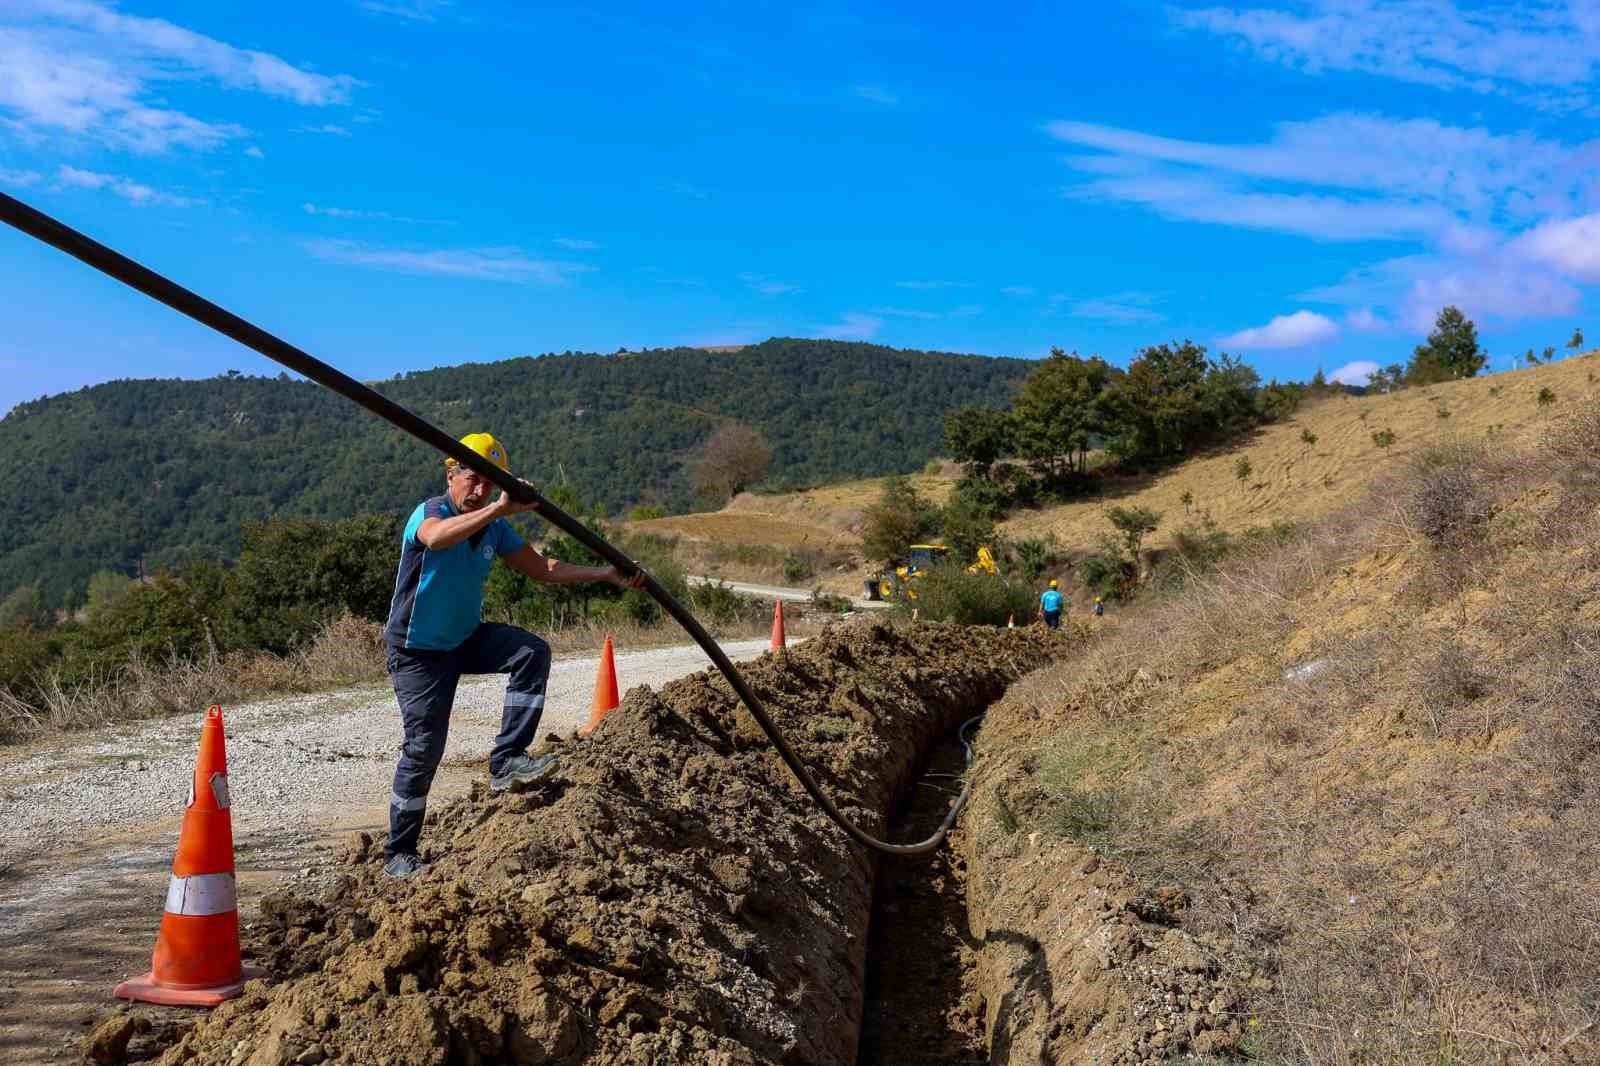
[2,338,1029,604]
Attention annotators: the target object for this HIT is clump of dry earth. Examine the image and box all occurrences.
[144,621,1061,1065]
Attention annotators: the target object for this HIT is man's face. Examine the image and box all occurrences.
[448,466,494,512]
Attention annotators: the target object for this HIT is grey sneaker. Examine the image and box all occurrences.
[383,852,428,880]
[490,752,558,792]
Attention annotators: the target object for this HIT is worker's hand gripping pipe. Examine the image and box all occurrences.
[0,191,975,856]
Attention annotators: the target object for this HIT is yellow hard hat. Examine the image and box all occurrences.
[1048,578,1059,589]
[447,432,509,472]
[1094,596,1102,602]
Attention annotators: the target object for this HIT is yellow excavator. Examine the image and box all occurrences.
[864,544,999,601]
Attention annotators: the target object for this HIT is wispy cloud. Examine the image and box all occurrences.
[302,202,449,224]
[360,0,453,22]
[1068,295,1165,324]
[305,239,593,283]
[1000,285,1038,297]
[296,124,352,136]
[56,164,200,206]
[1302,249,1583,331]
[553,237,602,251]
[1344,307,1389,333]
[1171,2,1600,112]
[1329,360,1380,386]
[870,306,942,320]
[1048,113,1578,242]
[244,145,264,158]
[1220,309,1338,349]
[0,166,42,187]
[819,312,883,340]
[0,0,356,152]
[853,83,900,106]
[895,279,972,290]
[1511,212,1600,282]
[738,271,803,296]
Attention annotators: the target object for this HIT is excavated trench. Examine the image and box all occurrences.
[141,619,1061,1066]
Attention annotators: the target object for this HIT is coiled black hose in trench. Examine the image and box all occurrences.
[0,191,982,856]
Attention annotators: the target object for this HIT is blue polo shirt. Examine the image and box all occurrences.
[1040,589,1063,614]
[383,496,526,651]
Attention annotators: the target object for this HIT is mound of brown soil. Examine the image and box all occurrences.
[152,620,1060,1066]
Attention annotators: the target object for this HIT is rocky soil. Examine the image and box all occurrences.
[143,620,1059,1065]
[957,683,1252,1064]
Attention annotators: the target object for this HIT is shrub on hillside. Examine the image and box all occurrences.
[905,562,1036,626]
[862,476,940,566]
[1077,536,1134,602]
[1405,443,1491,544]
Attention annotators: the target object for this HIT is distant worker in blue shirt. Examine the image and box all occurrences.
[1039,578,1064,630]
[381,432,641,880]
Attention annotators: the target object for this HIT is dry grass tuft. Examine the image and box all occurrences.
[989,403,1600,1062]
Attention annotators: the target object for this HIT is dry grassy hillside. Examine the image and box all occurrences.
[969,405,1600,1061]
[639,356,1598,587]
[1001,350,1600,550]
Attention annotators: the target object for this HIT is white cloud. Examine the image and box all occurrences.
[360,0,453,22]
[1344,307,1389,333]
[1511,212,1600,281]
[1329,360,1380,386]
[1048,113,1579,242]
[895,279,972,290]
[0,1,355,152]
[1220,309,1338,349]
[56,163,200,206]
[553,237,602,251]
[870,306,942,320]
[853,83,900,106]
[0,166,43,186]
[296,123,351,136]
[302,201,448,224]
[1171,2,1600,111]
[738,272,802,296]
[244,145,264,158]
[305,239,593,283]
[819,312,883,340]
[1300,251,1582,330]
[1068,297,1164,324]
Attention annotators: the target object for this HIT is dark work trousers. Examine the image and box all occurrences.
[385,622,552,858]
[1043,610,1061,630]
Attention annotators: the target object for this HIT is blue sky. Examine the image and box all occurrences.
[2,1,1598,417]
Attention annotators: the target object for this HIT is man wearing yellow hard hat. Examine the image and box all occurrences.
[380,432,639,879]
[1039,577,1064,630]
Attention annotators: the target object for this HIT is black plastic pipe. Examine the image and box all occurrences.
[0,191,972,855]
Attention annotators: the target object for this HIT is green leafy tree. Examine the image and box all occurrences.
[1105,505,1160,558]
[83,570,135,622]
[1011,349,1118,475]
[941,406,1013,475]
[1406,306,1487,384]
[1101,341,1210,463]
[0,582,49,630]
[1235,457,1253,482]
[1569,328,1585,353]
[861,476,940,566]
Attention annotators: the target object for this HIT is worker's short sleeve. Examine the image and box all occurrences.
[493,518,526,557]
[404,499,450,547]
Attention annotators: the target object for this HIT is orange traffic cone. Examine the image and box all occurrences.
[771,600,786,650]
[115,706,263,1007]
[578,636,620,736]
[1007,614,1015,629]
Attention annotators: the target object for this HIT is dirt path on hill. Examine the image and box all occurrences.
[0,638,777,1066]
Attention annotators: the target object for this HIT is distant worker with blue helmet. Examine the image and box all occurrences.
[380,432,642,880]
[1039,578,1064,630]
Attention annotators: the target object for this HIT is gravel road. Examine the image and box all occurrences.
[0,637,778,866]
[0,637,787,1063]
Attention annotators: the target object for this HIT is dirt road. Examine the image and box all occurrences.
[0,637,776,1065]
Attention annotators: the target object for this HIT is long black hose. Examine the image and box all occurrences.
[0,191,975,855]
